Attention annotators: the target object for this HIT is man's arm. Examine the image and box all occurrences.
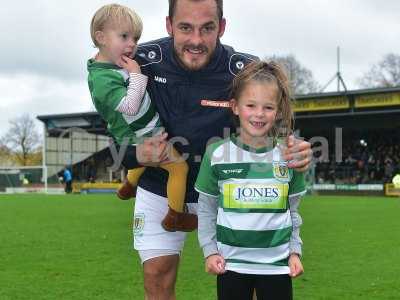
[285,135,313,172]
[135,133,169,167]
[112,132,169,170]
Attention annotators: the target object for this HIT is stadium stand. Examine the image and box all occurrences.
[315,130,400,184]
[36,87,400,195]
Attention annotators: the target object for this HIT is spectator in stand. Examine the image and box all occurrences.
[314,131,399,184]
[384,157,394,183]
[87,164,96,183]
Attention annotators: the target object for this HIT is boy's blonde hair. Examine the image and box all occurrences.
[90,4,143,47]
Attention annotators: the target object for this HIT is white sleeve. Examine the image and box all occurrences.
[116,73,148,116]
[197,193,219,258]
[289,194,303,256]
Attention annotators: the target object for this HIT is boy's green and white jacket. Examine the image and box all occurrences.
[195,135,306,275]
[87,59,161,145]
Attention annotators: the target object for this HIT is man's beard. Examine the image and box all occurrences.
[173,40,213,71]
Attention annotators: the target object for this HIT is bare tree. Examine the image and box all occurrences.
[0,141,11,165]
[2,114,41,166]
[266,54,320,95]
[358,53,400,88]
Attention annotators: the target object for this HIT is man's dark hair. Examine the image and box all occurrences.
[168,0,223,21]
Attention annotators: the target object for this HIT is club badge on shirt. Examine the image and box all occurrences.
[273,162,289,181]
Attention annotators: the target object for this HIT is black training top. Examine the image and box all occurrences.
[124,36,257,203]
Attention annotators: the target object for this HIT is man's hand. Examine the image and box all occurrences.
[136,133,169,167]
[288,253,304,278]
[205,254,226,275]
[284,135,313,172]
[118,55,141,74]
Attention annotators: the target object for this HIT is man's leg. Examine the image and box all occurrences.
[143,255,179,300]
[65,181,72,193]
[133,188,197,300]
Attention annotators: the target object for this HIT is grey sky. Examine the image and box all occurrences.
[1,0,399,136]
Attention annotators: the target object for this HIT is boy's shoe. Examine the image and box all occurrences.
[161,207,198,232]
[117,180,137,200]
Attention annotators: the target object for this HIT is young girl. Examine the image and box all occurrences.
[195,61,305,299]
[87,4,196,232]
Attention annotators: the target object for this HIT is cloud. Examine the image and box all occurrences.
[222,0,400,88]
[1,0,399,136]
[0,0,168,81]
[0,0,169,136]
[0,73,93,136]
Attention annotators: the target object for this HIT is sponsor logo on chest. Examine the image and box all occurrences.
[201,100,231,108]
[223,183,288,210]
[234,186,280,203]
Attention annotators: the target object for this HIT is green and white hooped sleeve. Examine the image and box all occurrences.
[116,73,148,116]
[289,170,306,198]
[195,146,219,197]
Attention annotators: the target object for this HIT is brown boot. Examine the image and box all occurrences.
[161,207,198,232]
[116,180,137,200]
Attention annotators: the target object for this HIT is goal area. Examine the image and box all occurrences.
[0,165,62,194]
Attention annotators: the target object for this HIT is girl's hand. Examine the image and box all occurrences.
[288,253,304,278]
[205,254,226,275]
[284,135,313,172]
[118,55,141,74]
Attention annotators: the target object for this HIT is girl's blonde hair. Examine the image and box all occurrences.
[231,60,294,139]
[90,4,143,47]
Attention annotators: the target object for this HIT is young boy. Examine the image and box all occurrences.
[87,4,196,232]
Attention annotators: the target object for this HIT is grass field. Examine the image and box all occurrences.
[0,194,399,300]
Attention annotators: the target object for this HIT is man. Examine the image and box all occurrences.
[119,0,312,298]
[63,167,73,194]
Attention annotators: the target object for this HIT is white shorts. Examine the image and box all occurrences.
[133,187,198,263]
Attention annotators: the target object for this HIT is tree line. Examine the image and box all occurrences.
[267,53,400,94]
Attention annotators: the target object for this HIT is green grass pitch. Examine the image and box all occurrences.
[1,194,399,299]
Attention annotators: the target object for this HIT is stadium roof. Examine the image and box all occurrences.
[296,86,400,99]
[37,111,99,121]
[37,111,107,135]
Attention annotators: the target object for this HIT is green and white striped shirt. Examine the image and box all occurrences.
[87,59,161,145]
[195,135,306,275]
